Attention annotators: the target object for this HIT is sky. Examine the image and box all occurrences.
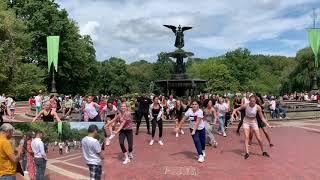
[57,0,320,63]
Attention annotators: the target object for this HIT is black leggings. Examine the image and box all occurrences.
[152,118,163,138]
[237,110,245,132]
[119,129,133,153]
[136,112,150,132]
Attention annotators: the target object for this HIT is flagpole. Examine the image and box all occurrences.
[51,65,57,93]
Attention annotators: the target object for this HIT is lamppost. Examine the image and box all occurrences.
[307,8,320,91]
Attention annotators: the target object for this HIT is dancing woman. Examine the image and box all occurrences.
[182,100,206,163]
[203,99,218,147]
[249,94,274,147]
[174,100,185,137]
[149,96,164,146]
[109,103,134,164]
[32,101,61,122]
[231,95,272,159]
[83,96,101,121]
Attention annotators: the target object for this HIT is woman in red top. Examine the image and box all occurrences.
[106,103,133,165]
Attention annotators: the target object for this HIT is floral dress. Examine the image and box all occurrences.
[27,140,36,180]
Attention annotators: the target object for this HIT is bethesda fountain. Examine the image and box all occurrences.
[154,25,207,97]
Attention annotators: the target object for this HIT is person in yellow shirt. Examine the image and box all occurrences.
[0,123,22,180]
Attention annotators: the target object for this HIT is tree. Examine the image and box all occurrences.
[187,58,239,93]
[10,0,97,95]
[127,60,154,93]
[281,47,318,93]
[224,48,258,91]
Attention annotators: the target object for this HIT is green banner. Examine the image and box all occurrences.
[58,122,62,135]
[47,36,60,72]
[307,28,320,68]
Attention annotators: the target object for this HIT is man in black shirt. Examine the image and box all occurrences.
[136,95,152,135]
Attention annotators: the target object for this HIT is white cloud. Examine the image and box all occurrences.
[57,0,317,61]
[79,21,100,41]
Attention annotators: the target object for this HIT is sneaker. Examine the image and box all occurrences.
[262,152,270,157]
[129,152,134,159]
[213,141,218,148]
[202,151,206,157]
[198,155,205,163]
[180,130,185,135]
[149,140,154,145]
[244,153,249,159]
[106,139,110,146]
[176,133,179,137]
[123,158,130,165]
[109,133,115,140]
[223,133,227,137]
[158,140,164,146]
[217,131,222,135]
[270,144,274,147]
[24,171,29,174]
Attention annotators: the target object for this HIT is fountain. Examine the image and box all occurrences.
[155,25,207,97]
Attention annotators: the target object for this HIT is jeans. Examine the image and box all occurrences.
[119,129,133,153]
[0,175,16,180]
[34,158,47,180]
[190,128,206,155]
[218,116,225,134]
[151,118,163,138]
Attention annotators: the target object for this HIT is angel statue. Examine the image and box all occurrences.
[163,25,192,49]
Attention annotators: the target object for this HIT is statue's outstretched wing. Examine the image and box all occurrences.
[163,25,176,33]
[182,26,192,31]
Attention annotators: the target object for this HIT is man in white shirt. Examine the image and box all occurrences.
[31,130,47,180]
[82,124,104,180]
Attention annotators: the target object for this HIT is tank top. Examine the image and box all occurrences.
[43,110,54,122]
[152,107,161,118]
[85,102,98,119]
[245,104,257,118]
[204,110,214,124]
[174,107,184,120]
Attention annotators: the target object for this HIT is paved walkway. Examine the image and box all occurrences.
[13,119,320,180]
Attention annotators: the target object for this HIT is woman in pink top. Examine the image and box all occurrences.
[107,103,133,165]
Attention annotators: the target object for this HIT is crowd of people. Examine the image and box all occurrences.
[0,94,16,122]
[0,124,47,180]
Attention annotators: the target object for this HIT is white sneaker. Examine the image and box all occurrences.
[149,140,154,145]
[202,151,206,157]
[158,140,164,146]
[180,130,185,135]
[176,133,179,137]
[109,133,115,140]
[223,133,227,137]
[217,131,222,135]
[213,141,218,148]
[129,152,134,159]
[198,155,204,163]
[123,158,130,165]
[106,138,110,146]
[24,171,28,174]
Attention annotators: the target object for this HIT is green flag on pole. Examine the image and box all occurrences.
[47,36,60,72]
[58,122,62,135]
[307,28,320,68]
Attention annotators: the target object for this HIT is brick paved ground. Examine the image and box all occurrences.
[14,119,320,180]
